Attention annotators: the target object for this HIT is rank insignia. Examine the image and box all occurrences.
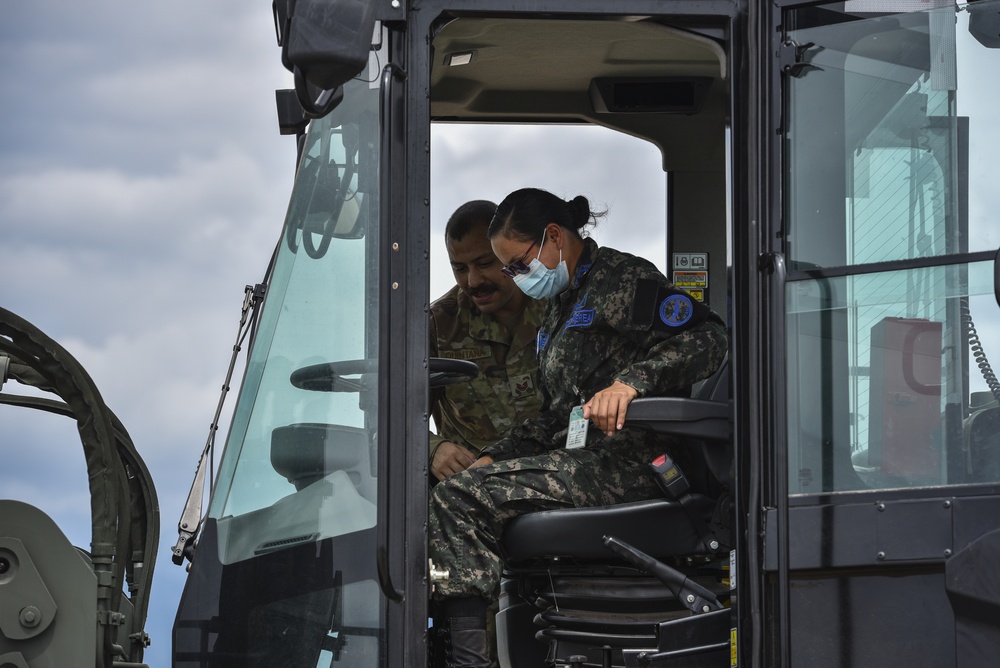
[511,374,535,398]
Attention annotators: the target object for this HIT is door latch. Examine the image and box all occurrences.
[779,39,821,78]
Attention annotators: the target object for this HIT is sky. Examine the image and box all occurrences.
[0,3,294,665]
[3,2,1000,667]
[0,3,666,666]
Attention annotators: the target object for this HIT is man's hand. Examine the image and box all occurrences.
[583,380,639,437]
[431,441,478,481]
[469,455,494,469]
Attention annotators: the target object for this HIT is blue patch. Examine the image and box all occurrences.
[536,331,549,355]
[565,310,595,329]
[659,294,694,327]
[565,294,595,329]
[573,263,593,287]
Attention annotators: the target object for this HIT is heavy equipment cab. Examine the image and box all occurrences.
[168,1,1000,667]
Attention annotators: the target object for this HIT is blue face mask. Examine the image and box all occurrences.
[512,235,570,299]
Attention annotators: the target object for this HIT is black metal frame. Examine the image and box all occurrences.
[326,1,1000,665]
[762,2,1000,666]
[388,2,762,667]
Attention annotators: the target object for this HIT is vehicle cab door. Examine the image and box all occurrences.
[764,2,1000,665]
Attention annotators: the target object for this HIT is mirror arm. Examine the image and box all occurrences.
[293,66,345,120]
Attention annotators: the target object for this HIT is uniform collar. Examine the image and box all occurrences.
[572,238,599,288]
[458,287,541,346]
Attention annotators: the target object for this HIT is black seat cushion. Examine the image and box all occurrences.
[501,496,715,564]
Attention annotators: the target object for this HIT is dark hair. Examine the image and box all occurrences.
[445,200,497,242]
[487,188,600,242]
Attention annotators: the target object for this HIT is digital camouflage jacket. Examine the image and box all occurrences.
[481,238,728,464]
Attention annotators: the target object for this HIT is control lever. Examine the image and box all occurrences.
[603,535,722,614]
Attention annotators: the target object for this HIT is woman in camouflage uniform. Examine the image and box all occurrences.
[428,188,729,667]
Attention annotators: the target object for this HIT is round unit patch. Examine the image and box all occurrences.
[659,294,694,327]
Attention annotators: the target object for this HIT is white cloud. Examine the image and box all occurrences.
[1,3,290,665]
[15,3,1000,666]
[429,123,668,297]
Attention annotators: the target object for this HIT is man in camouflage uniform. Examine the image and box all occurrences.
[429,200,546,482]
[428,236,728,666]
[428,200,546,668]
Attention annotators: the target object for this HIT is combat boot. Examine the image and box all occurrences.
[441,597,491,668]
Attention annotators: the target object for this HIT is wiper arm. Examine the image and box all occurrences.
[172,282,265,566]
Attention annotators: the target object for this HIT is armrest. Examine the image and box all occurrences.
[624,397,731,442]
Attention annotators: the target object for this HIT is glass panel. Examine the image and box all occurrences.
[208,74,381,560]
[787,260,1000,494]
[174,72,385,667]
[785,1,1000,270]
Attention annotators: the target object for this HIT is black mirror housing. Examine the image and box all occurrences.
[286,0,378,90]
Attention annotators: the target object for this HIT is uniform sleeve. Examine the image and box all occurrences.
[607,264,729,396]
[428,430,447,465]
[479,414,562,461]
[479,384,561,461]
[428,311,447,464]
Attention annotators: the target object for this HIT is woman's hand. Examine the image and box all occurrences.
[583,380,639,437]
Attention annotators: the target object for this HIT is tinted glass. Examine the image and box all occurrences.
[784,2,1000,493]
[786,2,1000,269]
[209,82,380,544]
[175,75,384,668]
[787,261,999,493]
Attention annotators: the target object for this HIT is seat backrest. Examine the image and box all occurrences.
[694,354,731,490]
[271,422,369,490]
[692,353,730,403]
[625,355,731,495]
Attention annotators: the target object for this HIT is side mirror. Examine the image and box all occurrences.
[275,0,377,117]
[969,2,1000,49]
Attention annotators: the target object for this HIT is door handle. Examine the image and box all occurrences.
[376,61,407,605]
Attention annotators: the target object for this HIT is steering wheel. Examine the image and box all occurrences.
[290,357,478,392]
[427,358,480,388]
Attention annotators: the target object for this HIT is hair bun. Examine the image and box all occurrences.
[569,195,591,229]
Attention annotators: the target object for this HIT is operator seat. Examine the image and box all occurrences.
[496,357,732,668]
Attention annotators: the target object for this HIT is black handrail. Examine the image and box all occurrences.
[375,61,407,605]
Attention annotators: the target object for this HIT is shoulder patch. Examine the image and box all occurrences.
[631,278,710,334]
[659,294,694,327]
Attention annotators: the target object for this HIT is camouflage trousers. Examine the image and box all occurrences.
[428,442,664,601]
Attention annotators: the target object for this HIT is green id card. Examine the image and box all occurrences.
[565,405,589,449]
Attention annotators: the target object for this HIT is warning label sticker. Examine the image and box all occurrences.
[673,270,708,288]
[672,252,708,270]
[684,288,705,302]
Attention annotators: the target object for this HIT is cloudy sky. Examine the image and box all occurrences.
[0,3,296,664]
[4,2,999,666]
[0,3,666,665]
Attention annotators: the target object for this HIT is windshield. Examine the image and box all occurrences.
[208,76,380,559]
[172,69,386,668]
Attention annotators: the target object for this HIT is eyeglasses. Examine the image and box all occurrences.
[500,240,538,278]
